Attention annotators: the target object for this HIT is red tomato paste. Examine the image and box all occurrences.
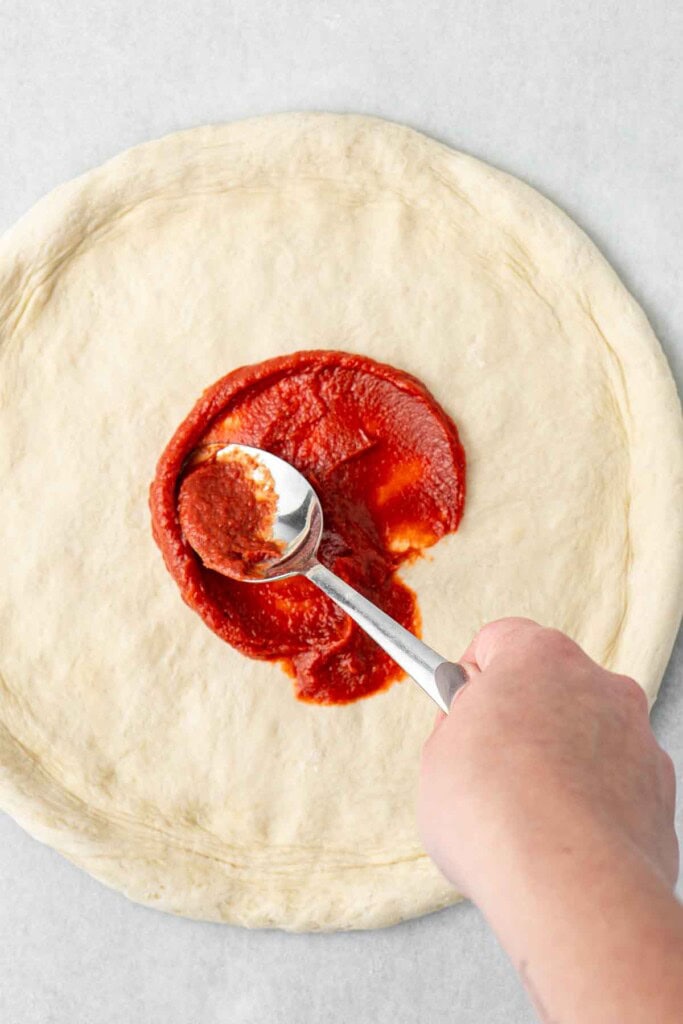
[150,350,465,704]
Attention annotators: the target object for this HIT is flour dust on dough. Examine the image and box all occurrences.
[0,113,681,930]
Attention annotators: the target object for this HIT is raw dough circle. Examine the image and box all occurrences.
[0,113,681,931]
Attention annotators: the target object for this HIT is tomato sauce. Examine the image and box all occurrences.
[150,350,466,704]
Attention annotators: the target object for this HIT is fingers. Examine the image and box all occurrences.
[430,660,477,730]
[430,618,543,730]
[446,657,481,707]
[458,656,482,682]
[463,617,543,672]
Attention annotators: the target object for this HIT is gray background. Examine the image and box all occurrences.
[1,1,682,1021]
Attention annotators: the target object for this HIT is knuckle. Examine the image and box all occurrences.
[485,616,540,632]
[540,628,581,659]
[614,673,649,712]
[475,617,541,648]
[471,617,543,668]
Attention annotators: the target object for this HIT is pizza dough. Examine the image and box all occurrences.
[0,113,681,931]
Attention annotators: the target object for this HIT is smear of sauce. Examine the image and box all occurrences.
[150,350,466,705]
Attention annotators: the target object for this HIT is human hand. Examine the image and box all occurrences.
[418,617,678,904]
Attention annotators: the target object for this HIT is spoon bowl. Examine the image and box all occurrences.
[192,443,324,580]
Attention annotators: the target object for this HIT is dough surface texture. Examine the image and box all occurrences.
[0,113,681,930]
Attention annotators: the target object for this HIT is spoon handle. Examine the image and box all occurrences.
[305,562,468,713]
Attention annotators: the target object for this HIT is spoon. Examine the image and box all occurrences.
[187,443,469,713]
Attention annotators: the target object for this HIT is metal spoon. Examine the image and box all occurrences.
[189,443,469,712]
